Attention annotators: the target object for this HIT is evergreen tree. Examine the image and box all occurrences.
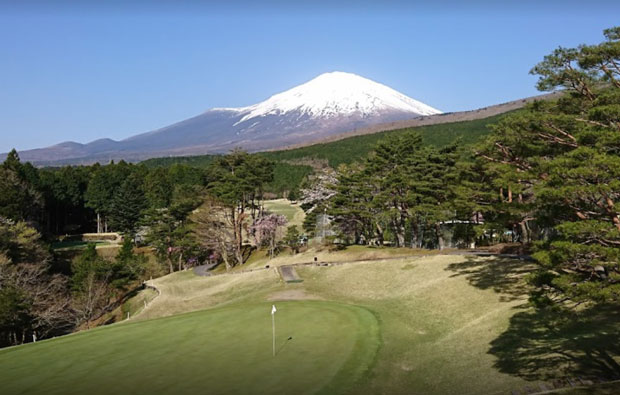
[110,238,146,289]
[108,173,146,237]
[2,149,21,172]
[283,225,301,254]
[144,167,173,209]
[287,187,300,202]
[207,150,274,265]
[330,132,461,249]
[0,152,43,222]
[84,161,132,233]
[481,26,620,305]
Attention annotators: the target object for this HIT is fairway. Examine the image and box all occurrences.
[0,301,379,395]
[263,199,305,229]
[4,255,619,394]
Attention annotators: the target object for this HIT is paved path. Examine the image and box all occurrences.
[279,266,303,283]
[193,263,219,276]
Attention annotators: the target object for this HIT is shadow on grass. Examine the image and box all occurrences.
[445,256,534,301]
[446,256,620,382]
[489,305,620,381]
[275,336,294,356]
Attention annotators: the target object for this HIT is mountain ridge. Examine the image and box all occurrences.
[2,73,560,166]
[2,72,440,165]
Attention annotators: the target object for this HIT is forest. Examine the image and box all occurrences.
[0,26,619,347]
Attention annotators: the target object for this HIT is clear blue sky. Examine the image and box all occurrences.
[1,1,618,152]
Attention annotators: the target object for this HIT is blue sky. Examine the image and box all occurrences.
[1,1,618,152]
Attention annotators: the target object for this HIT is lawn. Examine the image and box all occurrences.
[239,244,446,271]
[51,240,111,250]
[0,301,379,395]
[263,198,305,229]
[3,254,619,394]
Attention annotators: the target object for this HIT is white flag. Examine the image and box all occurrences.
[271,305,277,315]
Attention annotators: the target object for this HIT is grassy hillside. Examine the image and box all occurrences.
[260,112,508,168]
[2,253,618,394]
[263,199,306,229]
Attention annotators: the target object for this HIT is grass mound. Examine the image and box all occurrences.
[0,301,379,395]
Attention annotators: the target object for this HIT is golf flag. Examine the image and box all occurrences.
[271,304,277,356]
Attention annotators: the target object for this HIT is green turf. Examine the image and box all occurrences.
[4,254,620,394]
[51,240,110,250]
[263,199,305,229]
[0,301,379,395]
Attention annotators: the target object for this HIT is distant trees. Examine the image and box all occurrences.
[192,198,238,270]
[70,244,112,328]
[110,238,146,289]
[0,219,72,346]
[250,214,287,259]
[84,161,132,233]
[283,225,301,254]
[143,167,173,209]
[287,187,300,202]
[0,150,43,223]
[39,165,92,234]
[330,132,461,249]
[206,150,274,265]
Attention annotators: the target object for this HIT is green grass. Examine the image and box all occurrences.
[237,244,444,272]
[0,301,379,395]
[263,199,305,229]
[120,288,159,319]
[51,240,110,250]
[4,253,619,394]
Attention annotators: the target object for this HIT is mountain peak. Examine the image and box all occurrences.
[12,71,443,165]
[224,71,441,125]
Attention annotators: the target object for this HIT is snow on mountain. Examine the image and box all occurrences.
[10,71,442,165]
[217,71,441,125]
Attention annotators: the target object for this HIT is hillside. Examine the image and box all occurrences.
[5,72,441,165]
[3,253,617,394]
[142,111,511,170]
[142,91,560,169]
[142,109,514,169]
[260,110,508,168]
[142,110,511,195]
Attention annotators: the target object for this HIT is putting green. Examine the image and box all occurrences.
[0,301,379,395]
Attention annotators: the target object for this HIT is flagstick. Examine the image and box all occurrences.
[272,312,276,357]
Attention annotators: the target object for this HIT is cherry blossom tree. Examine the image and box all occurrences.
[250,214,288,259]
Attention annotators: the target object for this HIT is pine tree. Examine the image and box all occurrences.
[283,225,301,254]
[108,173,146,237]
[482,26,620,305]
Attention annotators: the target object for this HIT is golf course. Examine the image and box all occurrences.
[3,252,618,394]
[0,301,378,395]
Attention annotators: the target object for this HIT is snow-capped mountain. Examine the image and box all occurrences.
[9,72,441,165]
[220,71,440,122]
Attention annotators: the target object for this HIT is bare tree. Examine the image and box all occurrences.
[71,271,111,329]
[192,198,241,270]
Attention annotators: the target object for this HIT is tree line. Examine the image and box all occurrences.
[1,26,618,346]
[0,149,278,346]
[303,27,620,307]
